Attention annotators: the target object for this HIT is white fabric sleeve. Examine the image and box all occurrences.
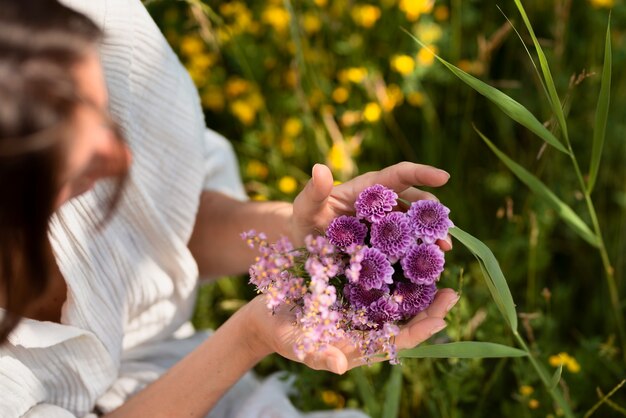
[22,404,95,418]
[202,128,247,201]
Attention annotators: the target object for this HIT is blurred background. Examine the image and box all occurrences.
[145,0,625,416]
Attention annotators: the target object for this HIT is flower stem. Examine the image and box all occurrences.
[513,332,574,418]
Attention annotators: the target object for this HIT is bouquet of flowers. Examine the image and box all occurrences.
[242,184,453,364]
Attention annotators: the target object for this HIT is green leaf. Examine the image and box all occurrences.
[350,368,380,417]
[550,363,563,390]
[588,16,612,194]
[513,0,569,142]
[448,227,519,331]
[400,342,528,359]
[404,29,568,154]
[474,127,599,247]
[382,366,403,418]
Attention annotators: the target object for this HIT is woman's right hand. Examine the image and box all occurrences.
[246,288,459,374]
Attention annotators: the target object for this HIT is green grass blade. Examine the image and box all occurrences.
[588,16,612,194]
[550,363,563,390]
[399,342,528,359]
[350,367,381,417]
[403,29,568,154]
[449,227,518,331]
[382,366,403,418]
[475,127,599,247]
[513,0,569,142]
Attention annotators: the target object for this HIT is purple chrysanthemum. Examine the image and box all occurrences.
[370,211,414,259]
[344,284,386,309]
[326,215,368,248]
[393,282,437,320]
[355,184,398,223]
[351,247,394,290]
[407,200,454,244]
[367,295,401,326]
[400,243,444,285]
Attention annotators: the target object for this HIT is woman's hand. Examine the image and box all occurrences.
[246,288,460,374]
[291,163,451,249]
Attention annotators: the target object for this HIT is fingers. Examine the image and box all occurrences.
[396,317,448,350]
[305,345,349,375]
[292,164,335,230]
[376,162,450,191]
[412,288,459,322]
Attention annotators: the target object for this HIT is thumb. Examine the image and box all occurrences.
[294,163,334,220]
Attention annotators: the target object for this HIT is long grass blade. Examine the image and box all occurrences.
[448,227,518,331]
[350,367,381,417]
[474,127,599,247]
[588,16,612,194]
[513,0,569,142]
[550,363,563,390]
[400,342,528,359]
[403,29,568,154]
[382,365,403,418]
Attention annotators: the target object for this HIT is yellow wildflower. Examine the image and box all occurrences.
[363,102,382,123]
[201,87,225,112]
[283,117,303,137]
[247,91,265,111]
[399,0,434,21]
[548,352,581,373]
[589,0,614,7]
[416,22,443,44]
[332,86,350,104]
[302,12,322,34]
[383,84,404,111]
[528,399,539,409]
[351,5,381,28]
[417,45,438,66]
[519,385,534,396]
[328,143,349,172]
[391,54,415,75]
[321,390,345,408]
[189,53,216,73]
[434,5,450,21]
[252,193,268,201]
[278,176,298,194]
[566,357,581,373]
[262,6,291,33]
[314,0,328,6]
[225,77,250,98]
[246,160,269,179]
[339,67,368,84]
[407,91,425,107]
[180,35,204,57]
[230,100,256,125]
[280,136,295,156]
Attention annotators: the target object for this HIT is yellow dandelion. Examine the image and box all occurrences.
[201,87,225,112]
[351,5,382,28]
[434,5,450,21]
[283,117,303,137]
[519,385,534,396]
[332,86,350,104]
[417,45,438,66]
[566,357,581,373]
[589,0,614,7]
[278,176,298,194]
[302,13,322,34]
[230,100,256,125]
[225,77,251,98]
[262,6,291,33]
[321,390,345,408]
[363,102,382,123]
[327,143,349,172]
[416,22,443,44]
[407,91,425,107]
[314,0,328,6]
[339,67,368,84]
[246,160,269,179]
[528,399,539,409]
[180,35,204,57]
[252,193,268,201]
[391,54,416,75]
[383,84,404,111]
[189,53,216,73]
[399,0,434,21]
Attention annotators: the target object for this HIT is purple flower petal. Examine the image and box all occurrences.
[326,215,368,248]
[393,282,437,319]
[367,295,401,325]
[344,284,386,309]
[407,200,454,244]
[352,247,394,290]
[370,211,414,259]
[400,243,444,285]
[355,184,398,223]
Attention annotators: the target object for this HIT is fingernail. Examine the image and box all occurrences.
[429,321,447,336]
[438,169,450,179]
[445,295,460,313]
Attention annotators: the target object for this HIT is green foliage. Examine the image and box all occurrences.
[149,0,626,416]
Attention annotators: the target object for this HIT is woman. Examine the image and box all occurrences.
[0,0,459,417]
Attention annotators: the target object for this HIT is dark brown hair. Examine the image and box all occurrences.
[0,0,118,342]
